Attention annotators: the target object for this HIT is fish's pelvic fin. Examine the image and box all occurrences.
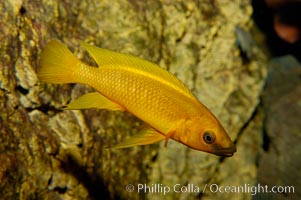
[63,92,125,111]
[164,130,176,147]
[109,127,165,149]
[38,40,81,84]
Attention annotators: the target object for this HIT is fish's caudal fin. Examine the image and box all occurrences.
[38,40,82,84]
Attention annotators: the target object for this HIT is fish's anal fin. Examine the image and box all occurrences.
[164,130,176,147]
[63,92,125,111]
[109,127,165,149]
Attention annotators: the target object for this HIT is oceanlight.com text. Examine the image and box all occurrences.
[209,183,294,195]
[125,183,295,196]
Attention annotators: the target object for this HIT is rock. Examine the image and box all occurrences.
[0,0,267,199]
[257,55,301,200]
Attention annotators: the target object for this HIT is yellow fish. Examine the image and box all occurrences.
[38,40,236,156]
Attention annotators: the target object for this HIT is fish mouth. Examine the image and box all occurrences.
[213,145,236,157]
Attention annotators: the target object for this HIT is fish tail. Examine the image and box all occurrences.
[37,40,82,84]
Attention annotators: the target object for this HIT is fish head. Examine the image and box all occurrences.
[180,116,236,157]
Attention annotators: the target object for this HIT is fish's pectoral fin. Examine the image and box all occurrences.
[109,127,165,149]
[164,130,176,147]
[63,92,125,111]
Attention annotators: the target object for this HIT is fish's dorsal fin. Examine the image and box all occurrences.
[80,42,194,99]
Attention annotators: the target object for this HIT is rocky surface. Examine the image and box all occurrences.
[0,0,270,199]
[256,56,301,200]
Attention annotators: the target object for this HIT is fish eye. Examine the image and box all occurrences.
[203,131,215,144]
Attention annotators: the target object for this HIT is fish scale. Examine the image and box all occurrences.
[78,66,189,134]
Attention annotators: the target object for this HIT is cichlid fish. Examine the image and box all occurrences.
[38,40,236,157]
